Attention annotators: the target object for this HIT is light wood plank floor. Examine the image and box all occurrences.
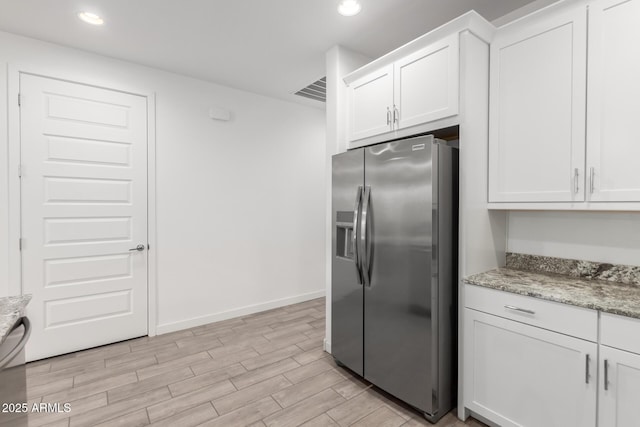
[20,298,487,427]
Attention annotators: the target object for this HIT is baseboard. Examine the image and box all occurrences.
[155,290,325,335]
[323,338,331,354]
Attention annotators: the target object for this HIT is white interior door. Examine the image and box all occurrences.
[20,73,148,361]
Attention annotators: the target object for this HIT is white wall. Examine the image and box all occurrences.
[507,211,640,266]
[0,30,326,333]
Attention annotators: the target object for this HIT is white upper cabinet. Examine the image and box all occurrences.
[393,34,459,130]
[488,6,587,203]
[586,0,640,202]
[348,65,394,141]
[346,29,464,145]
[488,0,640,210]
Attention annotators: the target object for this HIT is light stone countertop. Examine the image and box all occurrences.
[0,294,32,345]
[464,268,640,319]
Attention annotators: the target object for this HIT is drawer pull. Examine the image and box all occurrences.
[504,305,535,315]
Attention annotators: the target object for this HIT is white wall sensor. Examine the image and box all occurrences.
[209,107,232,121]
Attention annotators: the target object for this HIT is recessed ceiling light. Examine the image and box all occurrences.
[77,12,104,26]
[338,0,362,16]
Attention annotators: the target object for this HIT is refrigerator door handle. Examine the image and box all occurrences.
[353,186,364,285]
[360,186,372,287]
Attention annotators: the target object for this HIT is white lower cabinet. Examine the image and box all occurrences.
[599,346,640,427]
[599,313,640,427]
[464,308,597,427]
[464,286,640,427]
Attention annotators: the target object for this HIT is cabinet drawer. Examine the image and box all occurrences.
[465,284,597,341]
[601,313,640,355]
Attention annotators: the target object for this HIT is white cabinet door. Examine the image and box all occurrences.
[394,33,459,130]
[586,0,640,202]
[347,64,393,141]
[599,346,640,427]
[464,309,597,427]
[489,8,587,202]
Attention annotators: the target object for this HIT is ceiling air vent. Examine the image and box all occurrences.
[294,77,326,102]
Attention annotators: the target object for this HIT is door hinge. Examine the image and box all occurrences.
[18,93,21,107]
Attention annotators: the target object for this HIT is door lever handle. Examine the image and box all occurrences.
[129,244,145,252]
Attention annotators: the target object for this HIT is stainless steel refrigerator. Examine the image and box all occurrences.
[331,134,457,423]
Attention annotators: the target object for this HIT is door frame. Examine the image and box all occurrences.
[6,64,158,337]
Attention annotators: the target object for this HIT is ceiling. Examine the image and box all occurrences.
[0,0,538,107]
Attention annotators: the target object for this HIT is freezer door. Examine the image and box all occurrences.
[363,135,438,413]
[331,149,364,376]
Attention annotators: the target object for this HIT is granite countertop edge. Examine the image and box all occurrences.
[0,295,32,346]
[463,268,640,320]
